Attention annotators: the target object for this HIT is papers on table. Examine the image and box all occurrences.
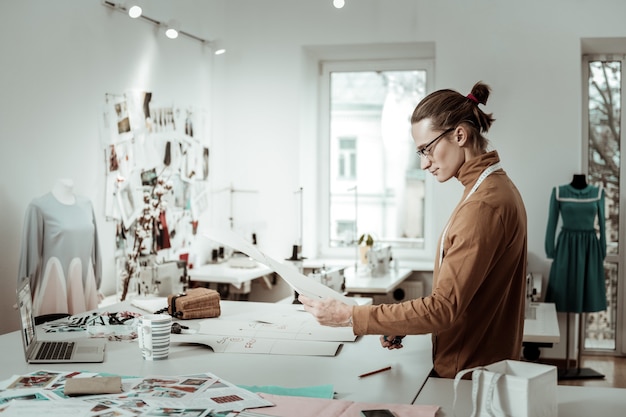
[198,317,355,342]
[173,305,354,356]
[132,299,352,356]
[0,369,273,416]
[173,333,342,356]
[206,228,356,306]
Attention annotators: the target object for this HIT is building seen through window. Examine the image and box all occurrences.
[325,65,428,251]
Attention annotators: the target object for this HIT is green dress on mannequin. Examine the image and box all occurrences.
[544,175,607,313]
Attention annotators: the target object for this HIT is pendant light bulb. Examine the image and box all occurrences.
[128,5,142,19]
[165,19,180,39]
[333,0,345,9]
[165,28,179,39]
[211,40,226,55]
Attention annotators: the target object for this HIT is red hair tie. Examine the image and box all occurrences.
[466,93,479,104]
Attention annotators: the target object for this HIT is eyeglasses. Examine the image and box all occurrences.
[416,128,455,159]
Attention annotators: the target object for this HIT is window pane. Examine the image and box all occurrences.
[338,137,356,180]
[588,60,621,255]
[328,70,427,248]
[585,59,621,352]
[585,262,618,350]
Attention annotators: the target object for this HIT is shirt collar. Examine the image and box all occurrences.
[456,150,501,188]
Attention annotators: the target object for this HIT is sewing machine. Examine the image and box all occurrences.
[525,273,543,319]
[138,259,188,296]
[308,266,345,293]
[366,244,393,277]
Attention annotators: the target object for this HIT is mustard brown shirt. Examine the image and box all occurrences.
[352,151,527,379]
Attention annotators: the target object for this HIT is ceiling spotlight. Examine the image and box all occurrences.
[165,27,178,39]
[214,44,226,55]
[165,19,180,39]
[210,40,226,55]
[128,5,142,18]
[333,0,345,9]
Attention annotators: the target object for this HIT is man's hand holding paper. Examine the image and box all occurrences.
[298,294,353,328]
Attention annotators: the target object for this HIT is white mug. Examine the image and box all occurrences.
[137,314,172,360]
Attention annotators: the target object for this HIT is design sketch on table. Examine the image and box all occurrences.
[217,337,244,344]
[175,333,341,356]
[248,322,288,331]
[197,319,355,342]
[216,336,257,349]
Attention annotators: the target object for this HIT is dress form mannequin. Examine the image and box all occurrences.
[570,174,588,190]
[545,175,606,379]
[19,178,101,316]
[51,178,77,205]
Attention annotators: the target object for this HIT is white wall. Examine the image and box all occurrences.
[2,0,626,359]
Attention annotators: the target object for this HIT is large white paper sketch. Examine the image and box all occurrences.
[172,333,341,356]
[131,297,351,356]
[206,228,357,306]
[197,319,356,342]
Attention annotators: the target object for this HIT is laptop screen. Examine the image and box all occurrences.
[15,278,106,364]
[17,279,37,356]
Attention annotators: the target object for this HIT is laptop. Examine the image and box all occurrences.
[17,279,106,363]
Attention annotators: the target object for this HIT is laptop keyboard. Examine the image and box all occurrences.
[35,341,75,360]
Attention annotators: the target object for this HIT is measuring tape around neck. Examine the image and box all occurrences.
[438,162,502,268]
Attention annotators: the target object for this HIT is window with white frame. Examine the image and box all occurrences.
[582,54,625,355]
[318,59,434,258]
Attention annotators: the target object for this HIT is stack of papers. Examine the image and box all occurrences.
[0,369,272,416]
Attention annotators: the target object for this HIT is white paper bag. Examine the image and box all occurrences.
[453,360,557,417]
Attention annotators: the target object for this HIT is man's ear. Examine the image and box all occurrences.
[454,125,469,147]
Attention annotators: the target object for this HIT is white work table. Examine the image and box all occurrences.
[343,267,413,294]
[523,302,560,344]
[0,300,434,404]
[187,262,273,288]
[413,376,626,416]
[522,302,561,360]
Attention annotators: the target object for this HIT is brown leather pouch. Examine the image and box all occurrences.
[167,287,221,319]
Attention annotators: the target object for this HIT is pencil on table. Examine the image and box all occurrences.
[358,366,392,378]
